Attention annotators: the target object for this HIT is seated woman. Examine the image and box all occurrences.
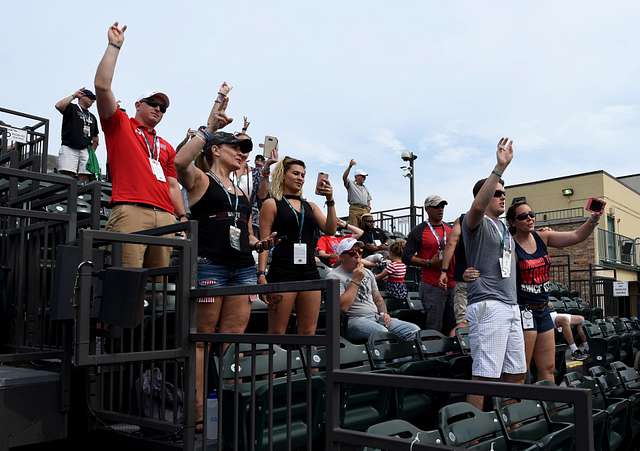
[174,82,275,429]
[258,157,337,335]
[506,199,603,382]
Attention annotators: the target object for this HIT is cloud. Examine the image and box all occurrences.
[371,128,406,155]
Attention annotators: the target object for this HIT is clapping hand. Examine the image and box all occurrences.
[108,22,127,47]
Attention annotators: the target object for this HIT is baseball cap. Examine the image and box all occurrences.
[424,195,448,208]
[335,238,364,255]
[137,91,170,108]
[209,132,253,153]
[79,89,96,100]
[355,168,368,177]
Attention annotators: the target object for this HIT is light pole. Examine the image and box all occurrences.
[401,151,418,230]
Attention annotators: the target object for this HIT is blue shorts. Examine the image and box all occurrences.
[197,263,257,303]
[520,305,554,333]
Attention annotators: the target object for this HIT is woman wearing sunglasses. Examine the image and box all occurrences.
[258,156,337,336]
[174,83,276,430]
[505,199,604,382]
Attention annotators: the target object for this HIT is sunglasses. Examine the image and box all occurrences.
[516,211,536,221]
[494,190,507,198]
[346,248,363,257]
[143,99,167,113]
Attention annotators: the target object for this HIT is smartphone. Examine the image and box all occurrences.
[586,197,605,214]
[263,136,278,159]
[315,172,329,195]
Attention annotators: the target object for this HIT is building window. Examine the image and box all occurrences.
[606,215,616,261]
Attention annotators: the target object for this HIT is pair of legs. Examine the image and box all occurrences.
[346,315,420,342]
[466,300,527,410]
[267,290,321,335]
[347,204,370,227]
[420,283,454,333]
[58,144,91,181]
[195,296,251,424]
[523,329,555,383]
[554,313,587,347]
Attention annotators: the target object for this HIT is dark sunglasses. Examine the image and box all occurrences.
[143,99,167,113]
[494,190,507,198]
[516,211,536,221]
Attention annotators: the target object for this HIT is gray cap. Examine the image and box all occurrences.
[424,195,448,208]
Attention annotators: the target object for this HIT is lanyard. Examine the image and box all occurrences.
[427,222,447,250]
[209,171,239,225]
[77,105,91,125]
[486,216,511,252]
[284,198,305,243]
[139,128,159,160]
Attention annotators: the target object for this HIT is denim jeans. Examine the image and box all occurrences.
[346,314,420,342]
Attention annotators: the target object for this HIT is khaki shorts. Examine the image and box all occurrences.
[105,204,176,268]
[348,204,370,227]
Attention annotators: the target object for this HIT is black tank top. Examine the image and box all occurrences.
[270,197,319,270]
[515,231,552,306]
[189,174,255,268]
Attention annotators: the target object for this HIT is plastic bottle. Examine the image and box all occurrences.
[206,390,219,441]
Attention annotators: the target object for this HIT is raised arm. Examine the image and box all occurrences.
[174,83,233,191]
[257,199,277,285]
[466,138,513,230]
[541,208,603,248]
[55,88,85,113]
[338,218,364,239]
[257,146,278,201]
[343,159,356,188]
[438,219,461,288]
[94,22,127,120]
[311,179,337,235]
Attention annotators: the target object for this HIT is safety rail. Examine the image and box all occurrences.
[598,228,639,268]
[0,106,49,173]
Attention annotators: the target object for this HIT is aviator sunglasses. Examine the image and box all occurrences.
[143,99,167,113]
[494,190,507,198]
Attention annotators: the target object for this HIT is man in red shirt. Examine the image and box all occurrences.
[402,195,455,334]
[94,22,187,268]
[316,219,363,267]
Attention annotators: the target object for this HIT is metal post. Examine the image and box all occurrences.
[409,155,416,230]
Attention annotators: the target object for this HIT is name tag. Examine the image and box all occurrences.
[293,243,307,265]
[521,310,534,330]
[374,239,382,246]
[229,225,241,251]
[149,158,166,182]
[499,249,512,278]
[83,125,91,137]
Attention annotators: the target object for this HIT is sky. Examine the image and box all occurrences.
[2,1,640,221]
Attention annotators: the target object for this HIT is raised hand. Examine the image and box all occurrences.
[496,137,513,170]
[73,87,86,99]
[218,81,232,97]
[242,116,250,132]
[108,22,127,47]
[317,178,333,200]
[209,96,233,131]
[349,159,357,167]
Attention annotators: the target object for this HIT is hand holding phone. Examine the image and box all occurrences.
[263,136,278,159]
[585,197,606,214]
[315,172,329,195]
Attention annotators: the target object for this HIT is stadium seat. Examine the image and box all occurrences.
[417,329,472,380]
[493,397,575,451]
[583,320,618,366]
[363,419,444,451]
[535,379,608,451]
[384,296,426,329]
[455,325,471,355]
[565,371,629,451]
[549,295,567,313]
[439,401,536,450]
[609,361,640,442]
[609,319,635,366]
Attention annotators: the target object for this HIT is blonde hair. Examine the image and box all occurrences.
[389,239,406,258]
[194,148,212,173]
[270,156,306,200]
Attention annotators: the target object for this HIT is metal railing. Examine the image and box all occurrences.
[535,207,585,223]
[0,106,49,173]
[598,228,639,268]
[369,206,424,237]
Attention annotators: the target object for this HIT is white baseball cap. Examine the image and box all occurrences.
[335,238,364,255]
[354,168,368,177]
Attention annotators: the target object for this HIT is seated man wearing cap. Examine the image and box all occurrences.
[343,159,372,226]
[55,87,100,181]
[94,22,187,268]
[328,238,420,342]
[402,195,456,334]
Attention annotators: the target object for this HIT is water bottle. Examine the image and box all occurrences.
[206,390,219,441]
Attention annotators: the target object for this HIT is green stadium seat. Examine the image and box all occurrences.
[363,419,443,451]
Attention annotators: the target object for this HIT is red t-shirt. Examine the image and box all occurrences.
[418,222,455,288]
[101,108,177,213]
[316,235,342,266]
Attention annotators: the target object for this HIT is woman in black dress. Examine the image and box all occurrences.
[258,156,337,335]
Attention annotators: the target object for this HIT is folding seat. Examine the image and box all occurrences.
[535,379,608,451]
[583,320,618,366]
[573,296,593,320]
[366,331,446,427]
[610,318,634,366]
[548,295,567,313]
[493,397,574,451]
[218,344,322,451]
[561,296,583,317]
[363,419,444,451]
[384,296,426,329]
[455,325,471,355]
[565,371,629,451]
[439,402,537,450]
[609,361,640,441]
[622,317,640,356]
[417,329,472,381]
